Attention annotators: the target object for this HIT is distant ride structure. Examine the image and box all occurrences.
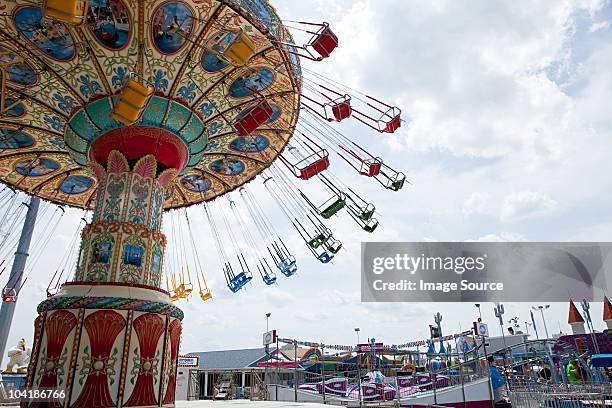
[0,0,405,406]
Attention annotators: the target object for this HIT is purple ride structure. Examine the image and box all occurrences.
[0,0,406,406]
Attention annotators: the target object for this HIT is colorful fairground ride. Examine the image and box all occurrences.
[0,0,405,406]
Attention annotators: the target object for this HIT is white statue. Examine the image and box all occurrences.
[5,338,30,373]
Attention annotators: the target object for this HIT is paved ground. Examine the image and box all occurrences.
[177,401,327,408]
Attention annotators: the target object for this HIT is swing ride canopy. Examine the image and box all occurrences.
[0,0,301,210]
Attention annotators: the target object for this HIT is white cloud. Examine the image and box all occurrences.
[501,191,558,220]
[463,192,491,216]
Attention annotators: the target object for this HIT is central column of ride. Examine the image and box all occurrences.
[26,137,184,407]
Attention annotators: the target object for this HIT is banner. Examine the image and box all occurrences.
[362,242,610,302]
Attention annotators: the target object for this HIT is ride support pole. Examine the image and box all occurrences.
[276,337,279,401]
[356,350,363,408]
[481,336,494,408]
[321,344,326,404]
[294,340,298,402]
[0,196,40,362]
[453,335,467,408]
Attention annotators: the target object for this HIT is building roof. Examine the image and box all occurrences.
[568,300,585,324]
[604,296,612,321]
[186,347,276,371]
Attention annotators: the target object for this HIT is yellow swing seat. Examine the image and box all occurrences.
[110,79,155,126]
[210,29,256,66]
[43,0,89,26]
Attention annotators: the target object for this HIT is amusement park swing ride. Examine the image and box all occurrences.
[0,0,406,406]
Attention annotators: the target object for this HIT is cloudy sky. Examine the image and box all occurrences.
[3,0,612,363]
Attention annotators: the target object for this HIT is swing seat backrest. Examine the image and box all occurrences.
[360,158,382,177]
[382,113,401,134]
[359,204,376,221]
[326,240,342,254]
[228,271,252,292]
[388,172,406,192]
[262,274,277,285]
[308,235,324,249]
[299,155,330,180]
[200,290,213,302]
[43,0,88,25]
[280,260,298,277]
[331,99,352,122]
[110,79,155,126]
[318,251,334,264]
[310,26,338,59]
[234,99,274,136]
[212,29,256,66]
[320,196,346,219]
[363,218,379,233]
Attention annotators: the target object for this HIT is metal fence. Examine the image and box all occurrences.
[508,383,612,408]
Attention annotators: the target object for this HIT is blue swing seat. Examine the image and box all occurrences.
[262,273,277,285]
[317,252,334,264]
[279,257,298,277]
[227,272,252,293]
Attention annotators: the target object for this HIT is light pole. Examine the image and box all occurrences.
[354,328,362,407]
[434,312,443,338]
[532,305,550,339]
[580,300,600,354]
[530,310,540,340]
[265,312,271,396]
[524,322,532,335]
[494,303,506,346]
[475,304,482,320]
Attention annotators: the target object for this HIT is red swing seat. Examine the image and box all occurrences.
[383,112,402,133]
[360,158,382,177]
[330,97,352,122]
[310,25,338,59]
[233,98,274,136]
[298,154,330,180]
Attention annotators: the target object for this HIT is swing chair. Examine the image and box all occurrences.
[348,211,379,233]
[302,86,352,122]
[300,190,346,220]
[301,216,333,249]
[345,188,376,221]
[224,254,253,293]
[277,22,338,61]
[352,96,402,134]
[207,27,256,67]
[233,97,274,137]
[184,211,212,302]
[168,273,181,302]
[324,237,342,254]
[293,217,335,264]
[337,143,383,178]
[268,239,298,277]
[258,259,277,286]
[197,272,212,302]
[178,267,193,299]
[110,72,155,126]
[0,56,22,117]
[375,164,407,192]
[1,270,25,303]
[42,0,88,25]
[46,268,63,298]
[278,135,330,180]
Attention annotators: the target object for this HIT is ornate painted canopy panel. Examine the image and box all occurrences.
[0,0,301,209]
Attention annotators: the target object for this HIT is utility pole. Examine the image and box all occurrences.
[0,196,40,362]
